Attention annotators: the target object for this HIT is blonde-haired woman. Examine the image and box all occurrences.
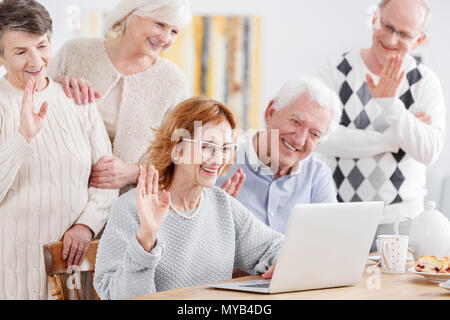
[49,0,192,193]
[94,97,283,299]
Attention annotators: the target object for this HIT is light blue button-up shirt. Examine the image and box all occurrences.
[216,136,337,234]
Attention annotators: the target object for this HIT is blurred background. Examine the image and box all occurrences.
[2,0,449,217]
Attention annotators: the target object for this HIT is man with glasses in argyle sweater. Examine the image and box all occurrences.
[316,0,445,251]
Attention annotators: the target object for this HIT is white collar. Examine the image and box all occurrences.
[245,132,302,176]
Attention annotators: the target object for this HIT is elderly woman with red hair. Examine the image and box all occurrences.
[94,96,283,300]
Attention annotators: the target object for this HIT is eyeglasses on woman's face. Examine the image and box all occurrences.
[183,138,238,162]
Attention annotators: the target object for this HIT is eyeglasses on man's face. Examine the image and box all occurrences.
[379,17,422,43]
[183,138,238,161]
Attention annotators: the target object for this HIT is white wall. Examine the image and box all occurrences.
[190,0,450,180]
[3,0,450,212]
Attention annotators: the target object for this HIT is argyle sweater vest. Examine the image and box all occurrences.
[317,50,446,222]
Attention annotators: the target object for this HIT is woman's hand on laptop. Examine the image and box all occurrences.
[262,265,275,279]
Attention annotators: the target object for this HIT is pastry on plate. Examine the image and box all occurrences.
[439,256,449,273]
[415,256,441,273]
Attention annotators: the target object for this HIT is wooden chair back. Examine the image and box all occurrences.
[43,240,99,300]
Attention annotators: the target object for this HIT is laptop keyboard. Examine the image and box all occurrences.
[239,282,271,289]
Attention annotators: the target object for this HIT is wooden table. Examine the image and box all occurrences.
[131,257,450,300]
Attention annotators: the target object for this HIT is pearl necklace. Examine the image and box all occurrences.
[168,193,203,221]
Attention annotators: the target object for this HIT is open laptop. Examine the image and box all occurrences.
[207,201,384,294]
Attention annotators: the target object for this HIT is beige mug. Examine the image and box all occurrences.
[377,235,409,273]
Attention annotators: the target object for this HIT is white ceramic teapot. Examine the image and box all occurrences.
[394,201,450,261]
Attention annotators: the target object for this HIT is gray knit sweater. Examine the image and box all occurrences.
[94,187,283,300]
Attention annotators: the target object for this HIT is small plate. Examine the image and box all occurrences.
[439,280,450,291]
[408,267,450,284]
[369,255,414,262]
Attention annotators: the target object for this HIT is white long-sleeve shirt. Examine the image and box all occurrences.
[315,50,446,224]
[0,77,118,299]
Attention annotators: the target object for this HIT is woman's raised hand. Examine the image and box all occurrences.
[366,55,405,99]
[135,165,171,252]
[18,78,49,143]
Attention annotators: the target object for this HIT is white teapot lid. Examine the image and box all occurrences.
[422,201,447,220]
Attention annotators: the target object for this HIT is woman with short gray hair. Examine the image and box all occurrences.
[0,0,117,299]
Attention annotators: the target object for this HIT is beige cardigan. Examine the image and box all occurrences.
[49,37,189,168]
[0,77,118,299]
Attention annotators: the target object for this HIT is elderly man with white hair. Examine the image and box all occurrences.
[316,0,446,250]
[217,77,342,235]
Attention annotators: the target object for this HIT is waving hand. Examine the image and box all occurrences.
[18,78,49,143]
[366,55,405,99]
[135,165,171,252]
